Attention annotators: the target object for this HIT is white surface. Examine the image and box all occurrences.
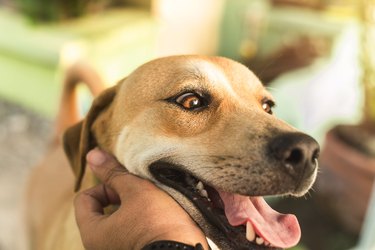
[270,22,362,144]
[152,0,225,56]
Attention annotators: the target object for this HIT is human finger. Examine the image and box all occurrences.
[86,148,152,195]
[86,148,130,190]
[74,184,119,225]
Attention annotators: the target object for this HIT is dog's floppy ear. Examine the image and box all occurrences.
[63,85,118,191]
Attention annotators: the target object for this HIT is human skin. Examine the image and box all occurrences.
[74,148,209,250]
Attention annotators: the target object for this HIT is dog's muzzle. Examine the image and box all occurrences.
[149,162,304,249]
[149,132,319,249]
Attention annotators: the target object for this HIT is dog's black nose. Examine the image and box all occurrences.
[269,132,320,180]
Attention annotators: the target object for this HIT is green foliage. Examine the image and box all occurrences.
[14,0,110,22]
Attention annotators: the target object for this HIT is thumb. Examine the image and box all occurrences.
[86,148,143,194]
[86,148,124,173]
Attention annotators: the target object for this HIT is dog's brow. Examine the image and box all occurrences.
[187,61,235,93]
[181,70,204,83]
[264,91,275,102]
[170,66,204,85]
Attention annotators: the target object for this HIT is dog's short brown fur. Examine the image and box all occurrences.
[26,56,319,250]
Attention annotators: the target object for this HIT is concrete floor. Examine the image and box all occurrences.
[0,99,52,250]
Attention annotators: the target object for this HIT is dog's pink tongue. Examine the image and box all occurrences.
[218,190,301,248]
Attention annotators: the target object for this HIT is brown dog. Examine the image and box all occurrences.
[27,56,319,250]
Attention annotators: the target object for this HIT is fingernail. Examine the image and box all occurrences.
[87,148,107,166]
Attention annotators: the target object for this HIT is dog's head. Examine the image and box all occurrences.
[64,56,319,250]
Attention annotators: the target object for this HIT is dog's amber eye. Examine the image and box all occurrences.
[262,100,274,114]
[175,93,204,110]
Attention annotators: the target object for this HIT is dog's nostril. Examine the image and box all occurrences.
[285,148,303,166]
[269,132,320,180]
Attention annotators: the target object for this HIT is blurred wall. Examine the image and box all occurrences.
[152,0,225,56]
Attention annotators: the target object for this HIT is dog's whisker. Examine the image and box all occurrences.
[302,189,315,199]
[309,187,316,194]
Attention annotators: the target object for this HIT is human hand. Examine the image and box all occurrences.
[74,148,208,250]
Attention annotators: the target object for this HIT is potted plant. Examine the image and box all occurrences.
[316,0,375,235]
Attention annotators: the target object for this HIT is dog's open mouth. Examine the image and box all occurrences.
[150,162,301,250]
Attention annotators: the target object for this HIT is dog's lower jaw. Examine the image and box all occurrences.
[151,166,292,250]
[160,186,233,250]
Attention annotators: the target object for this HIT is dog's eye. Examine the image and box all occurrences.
[262,100,274,114]
[175,92,205,110]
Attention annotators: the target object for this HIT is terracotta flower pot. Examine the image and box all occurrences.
[316,126,375,234]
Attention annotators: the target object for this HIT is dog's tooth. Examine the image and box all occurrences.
[196,181,204,191]
[255,237,264,245]
[264,241,270,246]
[246,221,255,241]
[200,189,208,198]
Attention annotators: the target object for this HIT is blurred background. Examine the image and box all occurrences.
[0,0,374,249]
